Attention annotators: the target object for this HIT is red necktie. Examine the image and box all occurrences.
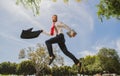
[50,22,55,35]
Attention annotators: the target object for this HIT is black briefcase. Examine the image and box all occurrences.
[20,28,41,39]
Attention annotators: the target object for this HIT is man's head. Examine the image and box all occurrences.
[52,15,57,22]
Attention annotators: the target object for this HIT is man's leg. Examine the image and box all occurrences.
[58,42,79,65]
[58,42,81,73]
[45,39,54,57]
[57,34,81,72]
[45,36,61,65]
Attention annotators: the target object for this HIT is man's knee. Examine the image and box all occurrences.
[45,40,50,45]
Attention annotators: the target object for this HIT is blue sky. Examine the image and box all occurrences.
[0,0,120,66]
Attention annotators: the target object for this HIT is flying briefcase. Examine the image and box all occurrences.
[67,29,77,38]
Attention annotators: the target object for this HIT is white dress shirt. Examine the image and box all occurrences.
[43,22,72,36]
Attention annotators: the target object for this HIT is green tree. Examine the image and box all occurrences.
[51,66,59,76]
[0,62,17,74]
[20,44,64,76]
[92,56,102,73]
[79,48,120,74]
[0,64,1,73]
[59,66,72,75]
[42,65,51,75]
[83,56,96,74]
[17,60,36,76]
[80,56,101,74]
[51,66,72,76]
[72,64,79,75]
[97,0,120,21]
[9,63,17,74]
[97,48,120,74]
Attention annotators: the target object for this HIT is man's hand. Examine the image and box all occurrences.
[71,30,77,37]
[40,30,43,33]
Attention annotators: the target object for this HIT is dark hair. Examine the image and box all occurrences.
[53,14,57,17]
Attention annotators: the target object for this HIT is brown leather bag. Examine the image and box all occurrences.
[67,29,77,38]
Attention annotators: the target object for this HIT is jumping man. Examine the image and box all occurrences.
[41,15,81,68]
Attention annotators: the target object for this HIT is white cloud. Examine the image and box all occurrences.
[0,32,34,46]
[93,38,113,49]
[115,39,120,55]
[0,0,46,29]
[38,0,94,32]
[0,0,94,35]
[78,50,96,58]
[116,39,120,50]
[92,38,120,56]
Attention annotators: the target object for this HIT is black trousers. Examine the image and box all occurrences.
[45,33,79,64]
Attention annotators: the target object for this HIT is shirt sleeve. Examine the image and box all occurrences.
[42,30,51,36]
[59,22,72,31]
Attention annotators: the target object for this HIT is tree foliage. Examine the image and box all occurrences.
[0,62,17,74]
[97,0,120,21]
[51,65,76,76]
[0,47,120,75]
[83,56,97,74]
[97,48,120,74]
[16,0,81,15]
[16,0,41,15]
[19,43,64,76]
[81,48,120,74]
[17,60,36,75]
[26,44,50,76]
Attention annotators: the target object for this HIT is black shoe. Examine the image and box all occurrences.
[49,56,55,65]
